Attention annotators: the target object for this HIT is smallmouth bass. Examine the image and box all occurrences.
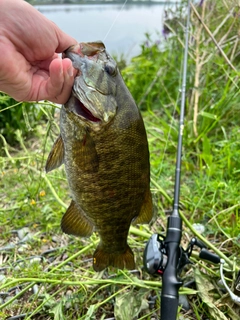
[46,41,152,271]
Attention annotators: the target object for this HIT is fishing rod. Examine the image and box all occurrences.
[143,0,208,318]
[152,0,191,318]
[143,1,240,319]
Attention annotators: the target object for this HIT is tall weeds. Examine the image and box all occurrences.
[0,1,239,319]
[122,0,240,160]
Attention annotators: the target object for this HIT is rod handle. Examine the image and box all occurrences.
[160,295,179,320]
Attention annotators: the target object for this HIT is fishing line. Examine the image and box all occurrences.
[149,1,186,178]
[103,0,129,42]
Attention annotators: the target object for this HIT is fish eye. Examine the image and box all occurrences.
[104,63,117,76]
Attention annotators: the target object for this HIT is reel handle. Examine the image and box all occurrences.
[199,248,221,264]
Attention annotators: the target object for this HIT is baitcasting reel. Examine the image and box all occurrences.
[143,234,220,276]
[143,234,240,306]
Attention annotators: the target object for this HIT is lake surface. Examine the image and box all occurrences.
[34,2,178,61]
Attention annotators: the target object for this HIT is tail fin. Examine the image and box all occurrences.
[93,244,135,272]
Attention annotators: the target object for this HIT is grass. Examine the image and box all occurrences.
[0,112,169,320]
[1,1,240,319]
[0,105,239,319]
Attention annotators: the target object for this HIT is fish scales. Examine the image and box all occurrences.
[46,41,152,271]
[62,106,147,230]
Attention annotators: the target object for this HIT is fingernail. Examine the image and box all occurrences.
[67,66,73,77]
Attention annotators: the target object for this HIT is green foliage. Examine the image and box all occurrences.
[112,52,128,71]
[122,32,180,112]
[0,1,239,319]
[122,1,240,166]
[0,92,46,147]
[122,1,240,224]
[123,2,240,317]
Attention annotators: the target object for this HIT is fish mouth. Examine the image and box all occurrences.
[63,41,105,58]
[64,44,102,124]
[64,42,116,125]
[73,96,101,123]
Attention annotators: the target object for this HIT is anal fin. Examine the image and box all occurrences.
[45,135,64,173]
[132,189,153,225]
[61,200,93,237]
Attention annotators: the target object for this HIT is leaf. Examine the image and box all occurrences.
[114,289,149,320]
[202,135,211,157]
[195,268,228,320]
[50,301,66,320]
[200,111,217,120]
[200,135,213,171]
[85,304,95,320]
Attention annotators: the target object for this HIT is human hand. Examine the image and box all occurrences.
[0,0,78,104]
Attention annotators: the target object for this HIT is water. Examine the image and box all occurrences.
[34,2,177,61]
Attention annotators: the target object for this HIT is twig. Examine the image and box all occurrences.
[150,177,172,203]
[0,277,198,294]
[192,0,206,137]
[190,2,238,73]
[163,21,194,61]
[0,134,14,163]
[205,8,234,45]
[130,226,151,238]
[230,36,239,62]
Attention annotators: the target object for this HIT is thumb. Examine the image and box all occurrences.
[54,26,78,53]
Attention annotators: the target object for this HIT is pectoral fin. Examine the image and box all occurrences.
[61,200,94,237]
[132,189,153,225]
[45,135,64,173]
